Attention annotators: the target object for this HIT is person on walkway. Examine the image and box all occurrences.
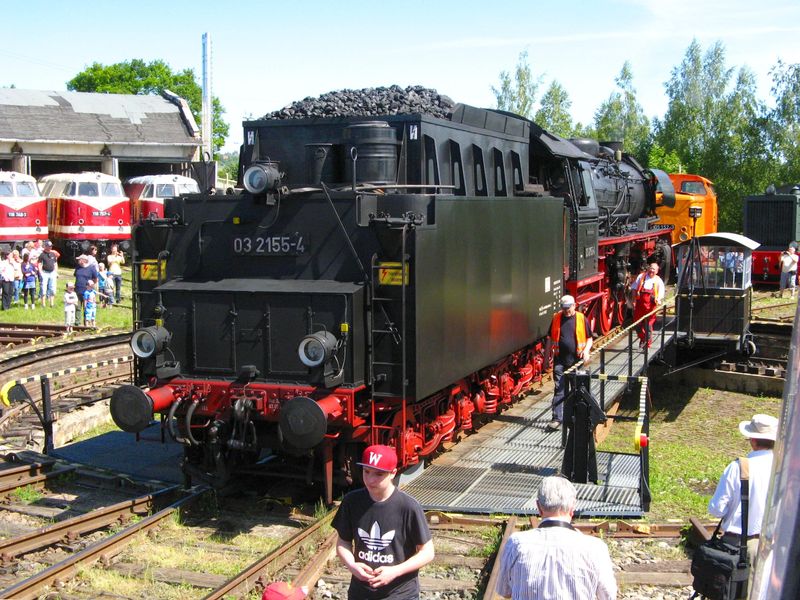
[496,476,617,600]
[64,282,79,335]
[83,280,98,328]
[73,255,98,323]
[28,240,44,303]
[0,251,14,310]
[545,295,592,432]
[708,413,778,595]
[20,254,37,310]
[332,444,434,599]
[778,245,798,298]
[106,244,125,303]
[39,240,60,308]
[630,263,665,348]
[85,245,99,268]
[10,249,22,305]
[97,263,115,307]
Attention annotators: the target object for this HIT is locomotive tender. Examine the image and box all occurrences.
[110,104,675,501]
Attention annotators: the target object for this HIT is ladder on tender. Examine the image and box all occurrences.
[368,223,411,446]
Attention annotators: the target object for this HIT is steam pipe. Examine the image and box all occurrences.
[166,397,188,444]
[184,400,201,446]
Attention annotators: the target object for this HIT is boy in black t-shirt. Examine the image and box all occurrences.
[332,445,434,599]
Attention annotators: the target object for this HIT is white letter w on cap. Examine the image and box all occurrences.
[368,452,382,466]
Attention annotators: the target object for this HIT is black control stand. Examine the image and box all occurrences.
[562,370,607,484]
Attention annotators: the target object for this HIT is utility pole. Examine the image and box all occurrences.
[201,33,213,160]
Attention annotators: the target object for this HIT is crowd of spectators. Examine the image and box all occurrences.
[0,241,124,330]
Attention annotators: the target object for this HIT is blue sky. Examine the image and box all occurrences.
[4,0,800,152]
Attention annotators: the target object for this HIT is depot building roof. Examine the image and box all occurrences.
[0,88,201,163]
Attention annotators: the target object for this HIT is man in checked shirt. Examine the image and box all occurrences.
[496,476,617,599]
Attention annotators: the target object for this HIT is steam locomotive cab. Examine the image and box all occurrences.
[528,124,675,333]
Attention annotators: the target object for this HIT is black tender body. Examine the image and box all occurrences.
[132,106,564,400]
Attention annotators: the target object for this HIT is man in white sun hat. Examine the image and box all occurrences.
[708,413,779,593]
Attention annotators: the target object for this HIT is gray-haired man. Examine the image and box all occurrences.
[496,476,617,599]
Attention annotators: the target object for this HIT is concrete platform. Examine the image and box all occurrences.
[52,423,184,484]
[403,320,675,517]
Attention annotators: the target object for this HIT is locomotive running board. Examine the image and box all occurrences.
[403,318,676,518]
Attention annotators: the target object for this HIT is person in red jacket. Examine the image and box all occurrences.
[546,295,593,432]
[631,263,665,348]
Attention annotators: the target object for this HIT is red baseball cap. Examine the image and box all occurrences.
[357,444,398,472]
[262,581,307,600]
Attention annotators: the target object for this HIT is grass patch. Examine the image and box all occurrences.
[120,517,281,577]
[0,266,132,330]
[71,420,122,443]
[467,525,502,558]
[12,484,44,504]
[599,380,781,521]
[74,567,199,600]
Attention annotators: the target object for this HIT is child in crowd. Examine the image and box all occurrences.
[64,282,79,334]
[97,263,115,307]
[20,254,37,309]
[83,280,98,328]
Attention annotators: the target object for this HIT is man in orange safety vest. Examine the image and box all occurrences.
[546,294,593,432]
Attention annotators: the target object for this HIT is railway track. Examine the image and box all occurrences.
[0,324,746,598]
[0,324,94,348]
[0,332,132,453]
[0,461,708,600]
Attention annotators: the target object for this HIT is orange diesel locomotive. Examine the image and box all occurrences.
[656,173,718,245]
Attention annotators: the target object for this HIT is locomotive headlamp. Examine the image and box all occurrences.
[131,326,171,359]
[689,206,703,218]
[298,331,338,368]
[243,162,281,195]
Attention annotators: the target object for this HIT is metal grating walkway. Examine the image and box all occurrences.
[403,318,675,517]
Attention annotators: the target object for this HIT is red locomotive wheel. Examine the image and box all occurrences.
[611,292,627,327]
[599,294,613,334]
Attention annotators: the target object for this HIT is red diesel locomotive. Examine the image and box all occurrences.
[0,171,48,251]
[39,171,131,258]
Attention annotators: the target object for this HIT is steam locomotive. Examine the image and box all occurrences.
[110,104,675,501]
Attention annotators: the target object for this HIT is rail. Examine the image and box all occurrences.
[203,510,337,599]
[0,486,207,600]
[0,486,178,564]
[556,299,667,508]
[0,355,133,453]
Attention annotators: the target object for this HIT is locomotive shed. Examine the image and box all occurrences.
[404,319,675,518]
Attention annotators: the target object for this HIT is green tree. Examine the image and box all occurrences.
[647,142,683,173]
[67,59,229,155]
[217,151,240,184]
[654,40,774,231]
[593,62,651,163]
[492,51,542,119]
[769,60,800,185]
[534,81,574,137]
[655,40,732,173]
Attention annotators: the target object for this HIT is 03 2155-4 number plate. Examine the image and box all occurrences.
[232,233,307,256]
